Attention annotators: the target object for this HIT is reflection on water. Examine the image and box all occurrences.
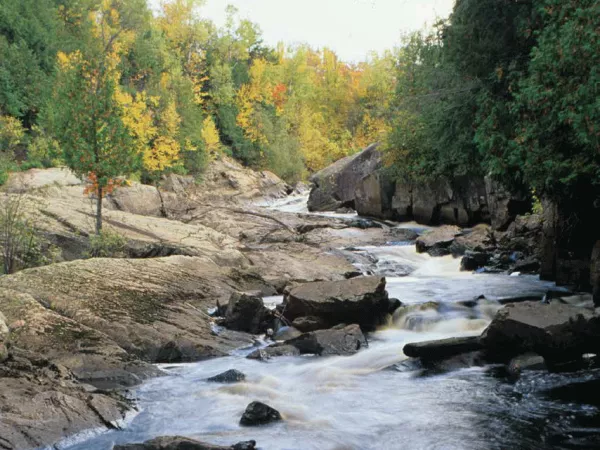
[62,200,597,450]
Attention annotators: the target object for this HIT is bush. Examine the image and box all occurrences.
[0,195,58,274]
[87,230,127,258]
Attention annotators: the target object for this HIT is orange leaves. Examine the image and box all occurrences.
[272,83,287,111]
[83,173,125,197]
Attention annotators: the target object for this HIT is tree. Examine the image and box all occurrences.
[47,1,147,234]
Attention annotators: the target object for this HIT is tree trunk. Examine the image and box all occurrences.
[96,185,103,235]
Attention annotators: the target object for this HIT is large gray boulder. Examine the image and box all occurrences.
[282,276,395,330]
[108,183,164,217]
[403,336,483,360]
[481,301,599,362]
[308,144,381,212]
[354,170,395,218]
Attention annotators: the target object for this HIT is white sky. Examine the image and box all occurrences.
[167,0,456,62]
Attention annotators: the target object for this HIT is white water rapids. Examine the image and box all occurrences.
[62,195,599,450]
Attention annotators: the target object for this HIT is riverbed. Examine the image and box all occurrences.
[61,197,600,450]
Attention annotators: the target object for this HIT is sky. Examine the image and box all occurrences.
[168,0,456,62]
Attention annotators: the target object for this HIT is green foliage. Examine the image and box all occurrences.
[0,195,59,274]
[86,229,127,258]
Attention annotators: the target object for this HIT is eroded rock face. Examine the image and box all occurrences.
[4,167,82,192]
[114,436,257,450]
[108,183,164,217]
[481,301,599,362]
[283,276,394,330]
[240,402,282,426]
[308,144,381,212]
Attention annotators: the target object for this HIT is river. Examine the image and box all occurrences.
[61,195,600,450]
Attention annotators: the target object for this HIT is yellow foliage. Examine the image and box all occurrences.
[0,116,25,151]
[145,136,180,172]
[201,116,221,153]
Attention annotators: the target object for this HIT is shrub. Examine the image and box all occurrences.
[87,230,127,258]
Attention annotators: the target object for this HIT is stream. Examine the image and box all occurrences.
[62,196,600,450]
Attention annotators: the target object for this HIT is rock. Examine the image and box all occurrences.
[481,301,598,362]
[283,276,394,331]
[0,311,9,340]
[114,436,257,450]
[0,342,8,363]
[108,183,164,217]
[206,369,246,383]
[415,226,462,256]
[0,348,129,450]
[354,170,395,219]
[450,225,494,255]
[460,251,491,271]
[4,167,82,192]
[285,324,367,356]
[246,345,301,361]
[386,227,419,242]
[160,173,195,196]
[484,177,532,231]
[403,336,483,360]
[511,257,541,274]
[292,316,329,332]
[420,351,488,374]
[225,293,273,335]
[240,401,282,426]
[507,353,546,380]
[273,326,302,341]
[308,144,381,212]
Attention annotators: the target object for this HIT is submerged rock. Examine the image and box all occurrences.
[246,345,301,361]
[114,436,257,449]
[273,326,302,341]
[206,369,246,383]
[460,251,491,272]
[403,336,483,360]
[507,353,546,380]
[283,276,394,331]
[240,401,282,426]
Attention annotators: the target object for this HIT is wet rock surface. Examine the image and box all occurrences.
[207,369,246,383]
[282,276,395,330]
[240,401,282,426]
[114,436,257,450]
[403,336,483,360]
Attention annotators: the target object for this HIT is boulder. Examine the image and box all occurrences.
[246,345,301,361]
[415,226,462,256]
[273,326,302,341]
[206,369,246,383]
[403,336,483,360]
[481,301,599,362]
[114,436,257,450]
[460,251,491,271]
[308,144,381,212]
[240,401,282,426]
[507,353,546,380]
[285,324,367,356]
[224,293,273,335]
[291,316,329,332]
[108,183,164,217]
[283,276,394,330]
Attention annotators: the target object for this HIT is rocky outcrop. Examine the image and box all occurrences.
[484,177,532,231]
[4,167,82,192]
[0,347,129,450]
[115,437,257,450]
[481,301,599,363]
[282,276,396,331]
[240,401,282,426]
[308,144,381,211]
[108,183,164,217]
[246,345,301,360]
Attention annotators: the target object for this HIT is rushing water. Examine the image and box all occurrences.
[62,197,600,450]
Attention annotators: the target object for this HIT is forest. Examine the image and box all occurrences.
[0,0,598,218]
